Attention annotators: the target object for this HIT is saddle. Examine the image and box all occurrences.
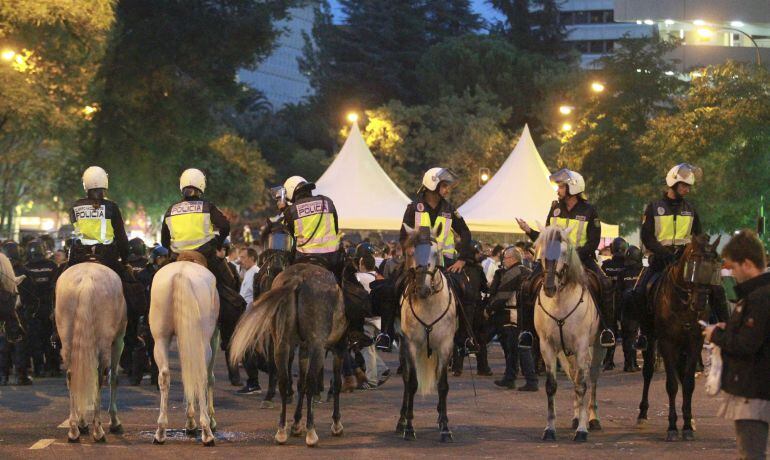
[584,269,603,309]
[177,250,207,268]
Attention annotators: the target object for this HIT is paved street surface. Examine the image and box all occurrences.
[0,344,739,459]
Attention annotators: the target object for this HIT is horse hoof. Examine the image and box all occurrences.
[589,419,602,431]
[542,429,556,441]
[571,418,579,430]
[202,439,215,447]
[78,425,89,435]
[291,423,305,437]
[305,428,319,447]
[94,435,106,443]
[440,431,454,443]
[67,436,80,443]
[573,431,588,442]
[665,430,679,442]
[636,417,648,427]
[152,437,165,445]
[185,428,199,437]
[396,420,407,434]
[275,428,288,445]
[261,400,275,409]
[682,429,695,441]
[331,421,344,436]
[109,424,123,435]
[402,428,416,441]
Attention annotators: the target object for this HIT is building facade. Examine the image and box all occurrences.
[238,4,316,110]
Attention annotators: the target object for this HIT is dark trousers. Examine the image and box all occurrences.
[26,306,57,374]
[735,419,768,460]
[0,334,27,377]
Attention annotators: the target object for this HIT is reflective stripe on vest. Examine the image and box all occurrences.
[414,211,455,262]
[654,214,694,247]
[165,201,215,252]
[293,198,340,254]
[73,205,114,245]
[553,217,588,247]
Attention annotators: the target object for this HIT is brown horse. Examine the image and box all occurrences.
[637,234,722,441]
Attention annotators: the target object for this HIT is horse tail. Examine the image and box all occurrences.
[172,269,207,408]
[325,289,348,348]
[415,346,438,396]
[230,278,301,364]
[69,274,99,417]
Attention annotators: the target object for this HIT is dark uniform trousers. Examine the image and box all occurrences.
[0,266,28,381]
[23,260,58,376]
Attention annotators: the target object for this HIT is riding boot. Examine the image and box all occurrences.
[598,276,616,347]
[15,365,32,386]
[451,346,464,376]
[476,343,492,376]
[225,351,242,387]
[603,346,615,371]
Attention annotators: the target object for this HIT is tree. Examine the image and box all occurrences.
[0,0,115,236]
[489,0,570,59]
[361,91,514,203]
[416,35,572,132]
[88,0,289,217]
[637,62,770,233]
[558,38,685,229]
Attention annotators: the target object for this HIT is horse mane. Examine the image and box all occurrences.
[0,253,16,293]
[534,226,584,285]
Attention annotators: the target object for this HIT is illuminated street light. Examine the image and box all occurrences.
[643,19,654,25]
[590,81,605,93]
[664,19,675,26]
[697,28,715,38]
[346,112,359,123]
[82,105,99,120]
[478,167,491,187]
[558,105,574,115]
[561,122,573,132]
[693,19,707,26]
[730,21,745,28]
[1,49,15,61]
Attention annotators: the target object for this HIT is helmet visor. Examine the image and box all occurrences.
[435,168,459,185]
[674,163,702,183]
[548,168,573,185]
[269,186,286,202]
[267,232,293,251]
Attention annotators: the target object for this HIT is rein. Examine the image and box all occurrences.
[403,270,453,358]
[537,285,586,357]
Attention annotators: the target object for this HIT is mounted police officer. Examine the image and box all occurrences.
[486,246,537,391]
[633,163,702,350]
[161,168,245,357]
[67,166,129,276]
[0,241,31,385]
[601,237,629,370]
[451,240,491,376]
[516,168,615,348]
[22,240,59,377]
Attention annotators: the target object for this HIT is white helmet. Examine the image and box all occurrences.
[666,163,701,188]
[421,167,458,192]
[180,168,206,193]
[82,166,109,191]
[549,168,585,195]
[284,176,309,202]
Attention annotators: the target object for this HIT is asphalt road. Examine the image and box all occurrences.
[0,344,742,459]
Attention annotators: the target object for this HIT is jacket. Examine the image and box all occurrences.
[711,272,770,400]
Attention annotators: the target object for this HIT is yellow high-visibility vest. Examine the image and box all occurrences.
[72,204,115,245]
[291,196,340,254]
[552,216,588,247]
[414,204,456,263]
[164,200,216,252]
[652,200,695,247]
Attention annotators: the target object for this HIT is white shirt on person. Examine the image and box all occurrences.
[240,263,260,307]
[355,271,378,294]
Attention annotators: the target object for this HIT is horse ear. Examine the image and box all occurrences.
[435,222,443,238]
[712,234,722,249]
[402,222,414,234]
[15,275,25,286]
[534,220,544,232]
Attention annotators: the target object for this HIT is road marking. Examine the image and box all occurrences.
[58,419,69,428]
[30,439,56,450]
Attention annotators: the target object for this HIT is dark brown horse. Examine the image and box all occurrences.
[637,234,722,441]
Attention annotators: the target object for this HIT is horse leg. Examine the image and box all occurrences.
[153,336,171,444]
[588,346,604,431]
[637,338,656,425]
[207,329,219,432]
[681,341,699,441]
[198,340,215,447]
[291,346,308,437]
[305,347,321,447]
[109,337,124,435]
[330,348,344,436]
[66,370,80,442]
[92,364,106,442]
[660,341,680,441]
[275,343,291,445]
[397,340,409,434]
[437,364,453,442]
[185,400,197,435]
[572,362,589,442]
[403,346,418,440]
[542,348,558,441]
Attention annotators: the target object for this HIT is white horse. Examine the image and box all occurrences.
[397,224,457,442]
[150,260,219,446]
[54,262,127,443]
[534,226,605,442]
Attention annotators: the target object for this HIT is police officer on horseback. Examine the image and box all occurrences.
[516,168,616,348]
[67,166,130,276]
[633,163,703,350]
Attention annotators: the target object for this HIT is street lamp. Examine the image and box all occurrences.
[590,81,605,93]
[561,122,573,132]
[558,105,574,115]
[1,49,15,61]
[346,112,359,123]
[478,167,491,187]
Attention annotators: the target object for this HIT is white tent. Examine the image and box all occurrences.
[458,124,619,238]
[315,123,412,230]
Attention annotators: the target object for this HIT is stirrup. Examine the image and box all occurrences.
[375,333,391,351]
[634,334,648,351]
[464,338,478,356]
[518,331,533,349]
[600,329,616,348]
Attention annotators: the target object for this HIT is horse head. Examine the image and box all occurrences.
[402,223,443,299]
[537,226,578,298]
[677,234,722,317]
